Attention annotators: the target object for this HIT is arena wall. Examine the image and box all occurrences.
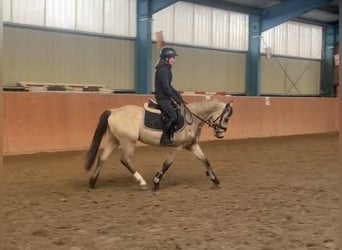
[3,92,339,155]
[4,26,323,96]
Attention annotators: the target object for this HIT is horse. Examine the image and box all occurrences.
[84,96,233,191]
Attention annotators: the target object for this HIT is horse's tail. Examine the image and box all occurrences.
[84,110,111,171]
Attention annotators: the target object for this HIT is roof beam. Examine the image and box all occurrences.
[261,0,332,32]
[151,0,179,14]
[183,0,259,14]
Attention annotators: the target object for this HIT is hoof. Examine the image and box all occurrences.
[211,184,221,189]
[140,185,149,191]
[153,184,160,192]
[89,178,97,189]
[213,179,220,186]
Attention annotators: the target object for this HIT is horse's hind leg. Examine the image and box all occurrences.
[186,142,220,188]
[120,140,148,191]
[153,146,183,191]
[89,135,118,189]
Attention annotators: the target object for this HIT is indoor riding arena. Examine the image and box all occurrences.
[2,1,340,250]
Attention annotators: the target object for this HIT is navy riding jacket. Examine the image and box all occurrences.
[154,61,182,104]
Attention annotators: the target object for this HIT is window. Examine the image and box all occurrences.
[76,0,103,33]
[104,0,136,36]
[4,0,136,37]
[3,0,12,22]
[262,21,322,59]
[12,0,45,25]
[46,0,75,29]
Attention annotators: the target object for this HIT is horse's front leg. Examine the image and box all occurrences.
[186,142,220,187]
[154,146,183,191]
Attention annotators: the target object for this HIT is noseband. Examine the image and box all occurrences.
[210,104,232,132]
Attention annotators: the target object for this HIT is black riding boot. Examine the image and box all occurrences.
[160,119,176,146]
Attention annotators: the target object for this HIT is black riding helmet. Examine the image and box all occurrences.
[160,47,178,59]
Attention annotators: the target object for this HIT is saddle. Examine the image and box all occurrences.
[143,99,184,131]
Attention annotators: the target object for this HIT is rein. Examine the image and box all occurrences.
[182,102,226,129]
[186,105,212,127]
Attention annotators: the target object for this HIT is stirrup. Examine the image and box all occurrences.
[162,140,176,146]
[160,133,176,146]
[160,138,175,146]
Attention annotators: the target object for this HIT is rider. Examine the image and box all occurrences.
[154,47,184,146]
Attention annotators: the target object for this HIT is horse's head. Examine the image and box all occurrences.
[209,101,233,139]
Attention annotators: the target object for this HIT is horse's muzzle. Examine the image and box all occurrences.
[215,134,225,139]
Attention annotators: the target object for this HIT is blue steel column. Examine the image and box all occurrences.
[320,25,335,97]
[245,15,261,96]
[334,23,339,43]
[135,0,152,94]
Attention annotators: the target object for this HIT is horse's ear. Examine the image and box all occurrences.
[205,95,213,100]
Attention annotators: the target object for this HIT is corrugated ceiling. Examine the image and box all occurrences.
[218,0,339,24]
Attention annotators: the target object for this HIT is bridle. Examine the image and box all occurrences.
[184,102,233,131]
